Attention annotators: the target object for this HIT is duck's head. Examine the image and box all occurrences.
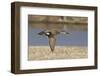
[38,31,51,36]
[38,30,57,37]
[45,32,51,36]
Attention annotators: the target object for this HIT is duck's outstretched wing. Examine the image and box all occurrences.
[48,36,56,52]
[60,31,70,34]
[56,30,70,35]
[38,31,44,35]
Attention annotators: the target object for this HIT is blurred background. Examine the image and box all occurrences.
[28,15,88,46]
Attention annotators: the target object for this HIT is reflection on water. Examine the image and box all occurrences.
[28,25,87,46]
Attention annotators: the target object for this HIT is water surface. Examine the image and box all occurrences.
[28,25,87,46]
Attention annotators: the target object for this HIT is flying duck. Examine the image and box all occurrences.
[38,30,69,52]
[38,16,70,52]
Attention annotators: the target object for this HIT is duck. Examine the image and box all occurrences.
[38,16,70,52]
[38,30,69,52]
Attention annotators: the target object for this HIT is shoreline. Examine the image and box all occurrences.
[28,46,88,61]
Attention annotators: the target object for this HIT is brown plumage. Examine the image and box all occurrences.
[38,30,69,52]
[49,35,56,52]
[38,30,57,52]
